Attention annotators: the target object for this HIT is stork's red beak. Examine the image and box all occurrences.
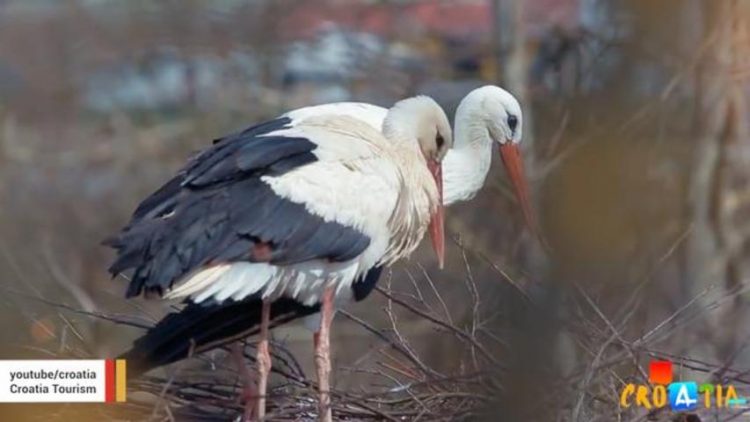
[426,159,445,269]
[499,143,536,233]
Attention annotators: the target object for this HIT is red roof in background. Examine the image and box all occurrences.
[282,0,578,40]
[406,2,492,37]
[525,0,580,36]
[282,2,489,39]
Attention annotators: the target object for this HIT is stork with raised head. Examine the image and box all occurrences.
[108,96,452,421]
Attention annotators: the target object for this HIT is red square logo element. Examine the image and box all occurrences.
[649,360,673,385]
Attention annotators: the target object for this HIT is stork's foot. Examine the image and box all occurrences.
[236,383,258,422]
[255,301,272,420]
[314,287,335,422]
[314,333,332,422]
[231,343,258,421]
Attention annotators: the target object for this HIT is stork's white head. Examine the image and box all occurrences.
[383,95,453,161]
[480,86,523,145]
[456,86,534,233]
[383,96,452,269]
[457,85,523,146]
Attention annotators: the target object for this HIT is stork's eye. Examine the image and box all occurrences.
[507,114,518,132]
[436,134,445,149]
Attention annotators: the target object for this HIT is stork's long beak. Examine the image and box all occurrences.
[499,143,536,233]
[426,159,445,269]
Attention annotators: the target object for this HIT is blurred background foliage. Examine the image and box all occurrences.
[0,0,748,420]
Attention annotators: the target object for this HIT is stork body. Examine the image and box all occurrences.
[111,97,451,421]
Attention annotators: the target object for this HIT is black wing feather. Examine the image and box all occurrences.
[120,296,320,379]
[106,116,372,298]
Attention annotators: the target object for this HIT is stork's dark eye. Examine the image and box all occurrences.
[436,134,445,149]
[507,114,518,132]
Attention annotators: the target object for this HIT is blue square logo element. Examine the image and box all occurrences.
[668,382,698,411]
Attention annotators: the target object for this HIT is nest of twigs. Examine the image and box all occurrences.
[114,303,497,422]
[121,369,490,421]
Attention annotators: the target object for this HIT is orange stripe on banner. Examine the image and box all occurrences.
[115,359,126,402]
[105,359,115,403]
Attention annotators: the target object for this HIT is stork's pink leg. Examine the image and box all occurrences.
[314,287,335,422]
[231,343,257,421]
[256,300,272,420]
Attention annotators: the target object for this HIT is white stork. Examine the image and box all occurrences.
[109,96,453,421]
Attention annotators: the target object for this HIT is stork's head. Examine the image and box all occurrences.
[414,103,453,165]
[384,96,452,269]
[384,95,453,159]
[478,86,523,146]
[462,86,534,234]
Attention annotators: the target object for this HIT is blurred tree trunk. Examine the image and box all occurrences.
[494,0,534,151]
[689,0,750,359]
[489,1,558,421]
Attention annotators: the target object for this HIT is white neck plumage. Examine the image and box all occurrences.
[379,102,441,266]
[442,94,493,205]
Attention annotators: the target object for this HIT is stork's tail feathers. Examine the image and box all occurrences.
[120,296,320,379]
